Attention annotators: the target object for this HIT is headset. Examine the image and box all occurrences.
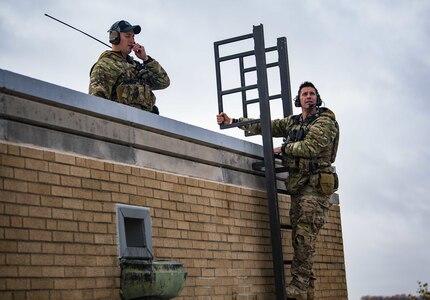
[294,81,323,107]
[108,21,122,45]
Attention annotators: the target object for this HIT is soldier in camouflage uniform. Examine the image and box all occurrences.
[89,20,170,114]
[216,82,339,300]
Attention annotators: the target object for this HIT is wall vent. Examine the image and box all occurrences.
[116,204,153,259]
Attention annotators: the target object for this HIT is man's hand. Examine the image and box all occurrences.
[216,112,232,125]
[132,43,148,61]
[274,146,282,154]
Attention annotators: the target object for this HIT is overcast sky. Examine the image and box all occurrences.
[1,0,429,299]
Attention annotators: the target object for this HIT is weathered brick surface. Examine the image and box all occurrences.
[0,141,347,299]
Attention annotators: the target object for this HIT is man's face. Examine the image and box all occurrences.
[114,31,135,56]
[299,86,317,109]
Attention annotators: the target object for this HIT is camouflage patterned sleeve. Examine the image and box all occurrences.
[89,57,118,99]
[238,117,292,138]
[144,58,170,90]
[284,116,338,158]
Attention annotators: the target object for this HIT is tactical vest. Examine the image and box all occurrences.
[89,51,155,111]
[282,109,339,174]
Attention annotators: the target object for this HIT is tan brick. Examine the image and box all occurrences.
[29,229,52,241]
[22,217,46,229]
[4,179,28,192]
[0,142,7,153]
[18,266,42,277]
[42,266,65,277]
[101,181,119,192]
[40,196,62,208]
[28,182,50,195]
[38,172,60,184]
[63,244,85,255]
[94,234,114,245]
[74,233,94,243]
[57,220,78,232]
[52,231,73,242]
[5,228,28,240]
[1,155,25,168]
[64,266,85,278]
[54,278,76,289]
[104,161,114,172]
[119,184,137,195]
[6,253,30,265]
[20,147,43,159]
[86,159,105,170]
[5,203,29,216]
[73,211,93,222]
[109,172,127,183]
[85,266,104,277]
[25,158,49,172]
[31,254,54,265]
[91,169,109,180]
[82,201,102,213]
[93,191,112,202]
[42,242,63,254]
[29,206,51,218]
[81,178,101,189]
[30,278,54,289]
[140,168,156,178]
[95,277,116,288]
[16,193,40,206]
[62,198,83,210]
[144,178,161,189]
[60,175,81,187]
[0,215,10,227]
[0,266,18,277]
[76,277,96,289]
[54,153,76,165]
[127,175,144,186]
[6,278,30,290]
[54,255,76,266]
[113,164,131,174]
[51,186,73,197]
[7,144,20,155]
[88,223,107,234]
[48,162,70,175]
[93,212,112,223]
[70,166,90,178]
[52,208,73,220]
[14,169,37,182]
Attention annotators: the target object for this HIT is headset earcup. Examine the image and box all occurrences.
[109,31,120,45]
[316,95,322,106]
[294,96,301,107]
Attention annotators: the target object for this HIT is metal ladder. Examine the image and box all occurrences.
[214,24,293,300]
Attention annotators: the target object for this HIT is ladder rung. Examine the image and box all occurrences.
[283,260,292,265]
[280,224,292,230]
[277,189,289,195]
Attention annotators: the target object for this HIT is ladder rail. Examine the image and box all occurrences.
[214,24,293,300]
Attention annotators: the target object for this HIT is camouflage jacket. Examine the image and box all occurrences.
[240,107,339,194]
[89,50,170,111]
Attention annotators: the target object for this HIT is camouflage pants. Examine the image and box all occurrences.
[290,184,331,290]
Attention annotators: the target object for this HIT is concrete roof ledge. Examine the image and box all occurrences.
[0,68,269,190]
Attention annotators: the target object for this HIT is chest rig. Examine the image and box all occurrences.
[282,109,338,174]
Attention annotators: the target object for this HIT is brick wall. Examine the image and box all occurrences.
[0,70,347,299]
[0,141,347,299]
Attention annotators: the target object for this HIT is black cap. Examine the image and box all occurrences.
[108,20,141,34]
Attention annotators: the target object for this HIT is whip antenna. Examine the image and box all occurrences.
[45,13,111,48]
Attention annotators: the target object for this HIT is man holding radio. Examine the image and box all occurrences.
[89,20,169,114]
